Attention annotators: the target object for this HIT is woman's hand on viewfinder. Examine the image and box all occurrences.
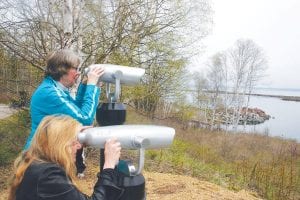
[103,137,121,169]
[87,66,105,85]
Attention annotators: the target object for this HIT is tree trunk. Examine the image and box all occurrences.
[64,0,73,48]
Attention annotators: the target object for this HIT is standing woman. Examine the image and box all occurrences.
[24,49,104,176]
[9,115,123,200]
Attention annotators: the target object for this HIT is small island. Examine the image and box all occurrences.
[237,107,271,125]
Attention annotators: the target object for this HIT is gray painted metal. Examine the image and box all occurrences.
[78,125,175,149]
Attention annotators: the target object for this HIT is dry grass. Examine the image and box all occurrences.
[0,107,299,200]
[0,152,262,200]
[126,107,300,199]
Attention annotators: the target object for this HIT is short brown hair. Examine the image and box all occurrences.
[45,49,80,80]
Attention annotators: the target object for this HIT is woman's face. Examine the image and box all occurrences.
[69,126,91,161]
[70,140,82,161]
[60,67,80,88]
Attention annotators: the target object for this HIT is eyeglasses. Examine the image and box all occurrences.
[71,66,79,70]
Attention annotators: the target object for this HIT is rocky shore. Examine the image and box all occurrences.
[237,107,271,125]
[186,107,271,129]
[217,107,271,125]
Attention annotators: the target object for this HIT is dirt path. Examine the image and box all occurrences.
[76,168,262,200]
[0,104,16,119]
[0,160,262,200]
[143,172,262,200]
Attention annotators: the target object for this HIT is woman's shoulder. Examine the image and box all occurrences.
[29,161,64,175]
[32,78,58,98]
[31,161,59,167]
[29,161,70,187]
[28,162,76,197]
[21,161,66,190]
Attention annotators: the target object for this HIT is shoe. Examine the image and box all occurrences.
[77,173,85,179]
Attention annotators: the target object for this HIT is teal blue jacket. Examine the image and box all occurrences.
[24,76,100,149]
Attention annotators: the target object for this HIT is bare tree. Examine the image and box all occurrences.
[192,71,209,123]
[228,39,267,130]
[0,0,66,69]
[241,40,267,128]
[0,0,212,66]
[0,0,212,115]
[64,0,73,47]
[206,52,228,129]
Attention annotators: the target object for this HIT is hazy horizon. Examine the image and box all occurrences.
[189,0,300,89]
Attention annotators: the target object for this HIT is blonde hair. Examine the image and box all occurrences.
[8,115,81,200]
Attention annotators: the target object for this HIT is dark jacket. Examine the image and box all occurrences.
[15,162,123,200]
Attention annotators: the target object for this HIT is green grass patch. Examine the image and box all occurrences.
[144,139,244,190]
[0,109,30,165]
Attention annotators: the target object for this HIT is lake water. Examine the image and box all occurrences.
[232,88,300,142]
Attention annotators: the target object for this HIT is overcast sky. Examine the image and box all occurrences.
[191,0,300,89]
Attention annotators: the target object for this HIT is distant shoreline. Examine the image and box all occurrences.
[202,90,300,102]
[251,93,300,102]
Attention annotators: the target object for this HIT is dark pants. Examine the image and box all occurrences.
[76,147,86,174]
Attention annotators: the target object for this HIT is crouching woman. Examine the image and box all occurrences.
[8,115,123,200]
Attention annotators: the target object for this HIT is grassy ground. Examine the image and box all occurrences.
[0,109,30,165]
[126,108,300,200]
[0,150,263,200]
[1,107,300,199]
